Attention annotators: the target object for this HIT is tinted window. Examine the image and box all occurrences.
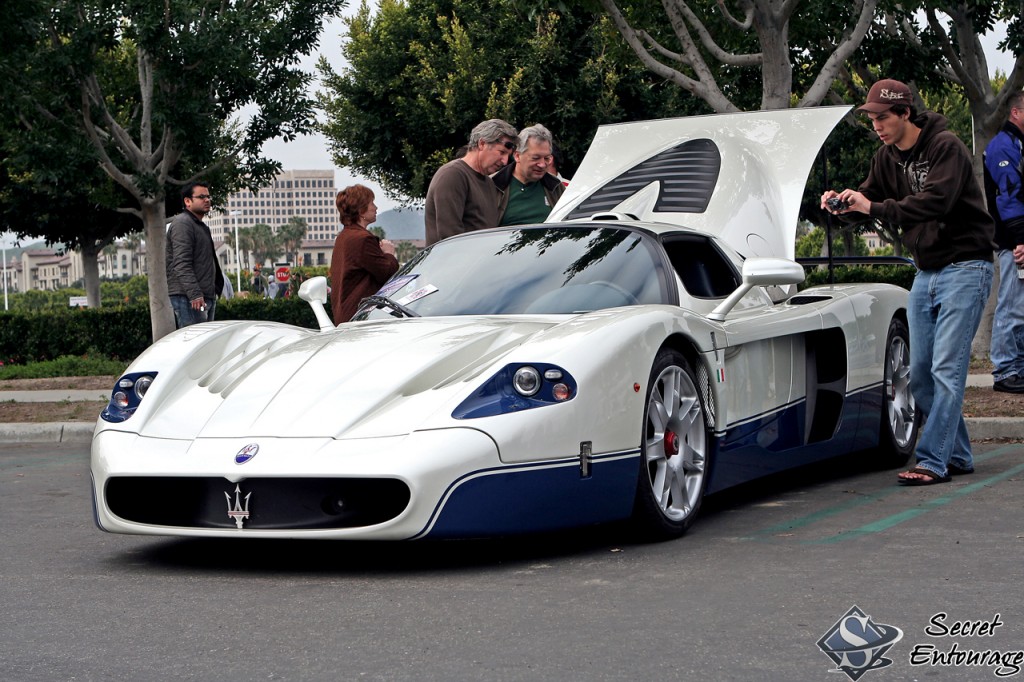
[356,226,669,318]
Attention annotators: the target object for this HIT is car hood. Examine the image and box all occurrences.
[548,106,850,261]
[130,317,562,440]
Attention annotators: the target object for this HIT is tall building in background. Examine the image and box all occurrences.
[207,169,338,241]
[206,170,339,273]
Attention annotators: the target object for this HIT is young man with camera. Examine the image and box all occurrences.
[820,79,996,486]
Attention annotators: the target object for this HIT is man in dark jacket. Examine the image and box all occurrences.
[983,90,1024,393]
[493,124,566,225]
[166,182,225,328]
[821,79,996,486]
[424,119,518,245]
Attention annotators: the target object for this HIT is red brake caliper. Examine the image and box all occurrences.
[664,430,679,458]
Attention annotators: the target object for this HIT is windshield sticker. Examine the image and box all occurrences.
[397,284,439,305]
[376,274,418,298]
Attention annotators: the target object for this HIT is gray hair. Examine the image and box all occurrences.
[517,124,554,154]
[468,119,518,147]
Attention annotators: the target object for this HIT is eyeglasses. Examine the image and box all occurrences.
[497,140,516,151]
[191,194,212,200]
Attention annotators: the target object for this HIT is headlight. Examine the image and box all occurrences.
[453,363,577,419]
[101,372,159,423]
[512,366,541,396]
[134,375,154,399]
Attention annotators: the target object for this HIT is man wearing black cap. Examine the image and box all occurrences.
[821,78,996,486]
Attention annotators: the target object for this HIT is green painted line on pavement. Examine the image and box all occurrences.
[746,444,1021,540]
[806,456,1024,545]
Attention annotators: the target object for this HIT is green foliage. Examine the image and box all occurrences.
[795,226,870,258]
[4,0,348,340]
[0,294,327,364]
[319,0,703,199]
[0,354,128,380]
[0,306,154,364]
[801,264,916,291]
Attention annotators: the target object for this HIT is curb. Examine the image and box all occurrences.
[0,422,96,443]
[966,418,1022,441]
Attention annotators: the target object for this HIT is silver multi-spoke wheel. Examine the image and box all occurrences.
[877,318,918,466]
[885,330,915,449]
[632,349,709,539]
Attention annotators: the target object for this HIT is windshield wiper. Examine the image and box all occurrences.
[358,294,421,319]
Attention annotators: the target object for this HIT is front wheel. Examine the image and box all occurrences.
[876,317,918,468]
[631,348,710,540]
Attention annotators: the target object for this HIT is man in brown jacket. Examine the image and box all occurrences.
[424,119,518,246]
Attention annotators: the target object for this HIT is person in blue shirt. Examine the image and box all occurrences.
[983,90,1024,394]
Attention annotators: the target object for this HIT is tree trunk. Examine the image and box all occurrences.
[79,241,102,307]
[142,200,175,342]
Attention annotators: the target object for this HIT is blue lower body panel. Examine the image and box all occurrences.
[707,387,882,494]
[422,453,639,539]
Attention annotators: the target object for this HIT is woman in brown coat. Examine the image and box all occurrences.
[329,185,399,323]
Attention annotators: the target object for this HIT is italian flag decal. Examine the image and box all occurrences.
[717,367,725,383]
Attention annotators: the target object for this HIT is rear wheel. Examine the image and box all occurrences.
[631,348,710,540]
[876,317,917,467]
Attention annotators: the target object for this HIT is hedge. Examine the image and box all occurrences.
[0,296,325,365]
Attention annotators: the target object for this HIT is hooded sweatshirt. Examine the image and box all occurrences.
[858,111,995,270]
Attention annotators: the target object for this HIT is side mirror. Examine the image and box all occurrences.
[708,258,804,321]
[298,276,334,331]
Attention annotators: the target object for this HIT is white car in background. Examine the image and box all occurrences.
[90,106,917,541]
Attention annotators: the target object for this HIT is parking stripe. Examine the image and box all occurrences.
[808,457,1024,544]
[745,444,1021,542]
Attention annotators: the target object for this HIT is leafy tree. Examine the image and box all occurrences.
[585,0,878,111]
[796,226,869,258]
[248,224,280,269]
[319,0,701,200]
[279,217,309,265]
[6,0,347,340]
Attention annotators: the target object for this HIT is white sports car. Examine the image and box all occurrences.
[90,106,917,541]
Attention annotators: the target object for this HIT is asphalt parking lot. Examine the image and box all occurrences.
[1,440,1022,681]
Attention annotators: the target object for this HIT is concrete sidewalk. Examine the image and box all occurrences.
[0,375,1018,443]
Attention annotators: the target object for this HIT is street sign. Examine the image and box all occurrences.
[274,265,290,283]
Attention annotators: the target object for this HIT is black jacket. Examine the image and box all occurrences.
[859,111,995,270]
[166,210,225,301]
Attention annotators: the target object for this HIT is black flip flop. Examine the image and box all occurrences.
[948,464,974,476]
[898,467,952,486]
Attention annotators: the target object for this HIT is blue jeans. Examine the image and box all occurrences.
[907,260,993,477]
[170,295,216,329]
[989,249,1024,382]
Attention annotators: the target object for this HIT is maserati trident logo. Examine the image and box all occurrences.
[225,484,251,529]
[234,443,259,464]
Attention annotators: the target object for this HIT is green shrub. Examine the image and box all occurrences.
[0,295,324,364]
[801,264,915,290]
[0,354,128,379]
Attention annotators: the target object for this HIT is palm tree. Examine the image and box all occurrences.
[249,223,278,268]
[124,231,143,275]
[101,242,118,278]
[395,240,419,265]
[237,226,255,270]
[278,216,307,264]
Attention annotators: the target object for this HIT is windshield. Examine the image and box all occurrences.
[355,225,670,319]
